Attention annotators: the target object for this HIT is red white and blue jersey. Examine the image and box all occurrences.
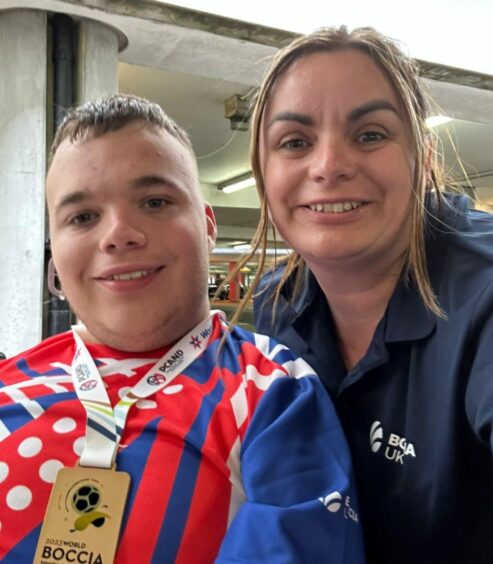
[0,315,363,563]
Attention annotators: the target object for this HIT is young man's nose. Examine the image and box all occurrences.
[309,139,357,186]
[99,214,146,252]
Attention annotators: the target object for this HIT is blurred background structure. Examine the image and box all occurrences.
[1,0,492,354]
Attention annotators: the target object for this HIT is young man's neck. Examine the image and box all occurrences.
[75,306,212,353]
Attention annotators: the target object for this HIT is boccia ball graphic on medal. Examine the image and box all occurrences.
[70,484,110,531]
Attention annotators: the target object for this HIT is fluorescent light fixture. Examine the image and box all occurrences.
[426,115,452,128]
[219,173,256,194]
[233,243,252,251]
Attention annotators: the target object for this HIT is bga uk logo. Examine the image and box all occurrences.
[370,420,384,452]
[318,491,359,523]
[369,420,417,465]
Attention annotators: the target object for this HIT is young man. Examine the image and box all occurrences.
[0,95,363,563]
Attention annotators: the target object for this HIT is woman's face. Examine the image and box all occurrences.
[260,49,415,275]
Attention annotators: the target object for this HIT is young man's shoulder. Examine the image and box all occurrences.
[224,323,315,378]
[0,332,74,385]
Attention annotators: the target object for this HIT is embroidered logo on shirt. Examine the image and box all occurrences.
[369,420,417,465]
[318,491,359,523]
[370,421,384,452]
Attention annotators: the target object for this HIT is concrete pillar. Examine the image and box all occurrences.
[77,19,120,101]
[0,12,121,356]
[0,10,47,357]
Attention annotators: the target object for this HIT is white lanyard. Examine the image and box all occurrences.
[71,310,225,469]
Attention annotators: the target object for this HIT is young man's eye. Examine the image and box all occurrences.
[144,198,168,210]
[68,211,97,226]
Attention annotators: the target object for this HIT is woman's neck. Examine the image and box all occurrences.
[310,255,405,370]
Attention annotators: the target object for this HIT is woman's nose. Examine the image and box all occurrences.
[309,139,357,185]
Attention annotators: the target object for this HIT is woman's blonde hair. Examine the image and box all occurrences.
[229,25,448,324]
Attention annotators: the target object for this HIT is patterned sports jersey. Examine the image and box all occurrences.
[0,315,363,563]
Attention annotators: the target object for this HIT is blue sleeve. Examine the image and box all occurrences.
[217,374,365,563]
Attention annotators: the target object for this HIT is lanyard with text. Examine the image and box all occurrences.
[71,310,226,469]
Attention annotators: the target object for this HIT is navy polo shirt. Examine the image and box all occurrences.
[255,195,493,564]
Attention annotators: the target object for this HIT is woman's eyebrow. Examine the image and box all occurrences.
[348,99,399,122]
[267,111,314,129]
[267,101,399,130]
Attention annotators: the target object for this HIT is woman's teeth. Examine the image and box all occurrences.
[309,201,362,213]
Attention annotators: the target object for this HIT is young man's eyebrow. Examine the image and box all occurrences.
[54,191,87,213]
[267,111,314,129]
[54,176,183,213]
[348,100,400,122]
[130,175,178,190]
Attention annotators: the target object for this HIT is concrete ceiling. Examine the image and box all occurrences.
[4,0,493,241]
[119,62,493,187]
[119,61,493,243]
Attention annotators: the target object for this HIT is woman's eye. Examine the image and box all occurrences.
[280,138,308,150]
[358,131,385,143]
[144,198,168,210]
[69,211,97,226]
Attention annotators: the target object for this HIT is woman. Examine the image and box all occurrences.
[235,27,493,564]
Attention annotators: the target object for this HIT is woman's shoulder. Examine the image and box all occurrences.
[430,193,493,267]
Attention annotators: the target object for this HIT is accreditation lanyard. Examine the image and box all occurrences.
[71,310,225,469]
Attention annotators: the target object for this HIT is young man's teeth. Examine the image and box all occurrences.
[310,201,362,213]
[111,270,151,281]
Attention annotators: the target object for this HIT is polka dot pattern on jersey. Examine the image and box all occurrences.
[0,410,83,552]
[6,485,32,510]
[18,437,42,458]
[73,436,85,456]
[39,459,63,483]
[53,417,76,434]
[136,399,157,410]
[163,384,183,395]
[0,461,9,483]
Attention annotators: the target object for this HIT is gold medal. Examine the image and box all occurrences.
[34,465,130,564]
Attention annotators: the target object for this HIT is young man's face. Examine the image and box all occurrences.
[46,121,216,351]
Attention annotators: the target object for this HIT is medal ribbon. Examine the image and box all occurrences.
[71,310,225,468]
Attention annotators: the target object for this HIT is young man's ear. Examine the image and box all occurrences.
[204,204,217,252]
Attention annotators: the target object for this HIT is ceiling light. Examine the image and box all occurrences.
[218,173,256,194]
[426,115,452,127]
